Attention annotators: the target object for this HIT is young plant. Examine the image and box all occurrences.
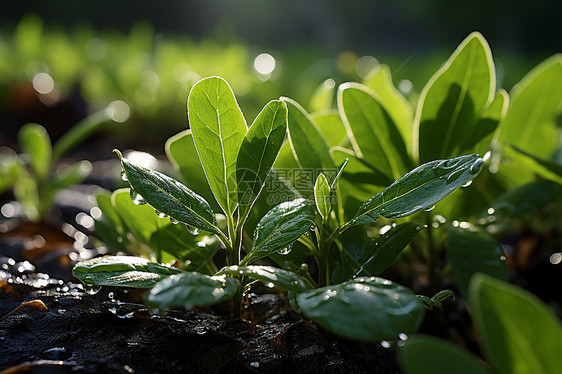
[1,108,120,222]
[74,75,486,341]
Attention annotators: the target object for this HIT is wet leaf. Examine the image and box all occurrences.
[415,32,495,163]
[117,150,221,235]
[237,100,287,223]
[347,154,484,228]
[241,198,316,265]
[188,76,247,217]
[72,256,183,288]
[292,277,425,341]
[145,272,239,309]
[468,274,562,374]
[399,335,492,374]
[446,228,508,299]
[217,265,310,293]
[338,82,412,180]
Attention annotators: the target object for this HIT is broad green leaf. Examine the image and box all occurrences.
[347,154,484,228]
[338,82,412,180]
[117,150,220,235]
[504,145,562,185]
[468,274,562,374]
[399,335,492,374]
[72,256,183,288]
[18,123,52,180]
[188,76,247,217]
[282,97,335,183]
[314,173,331,222]
[145,272,239,309]
[497,54,562,158]
[165,130,219,211]
[292,277,425,341]
[336,223,423,283]
[415,32,495,163]
[217,265,310,293]
[50,161,92,190]
[237,100,287,223]
[311,110,348,147]
[241,198,316,265]
[446,228,508,299]
[308,78,336,112]
[490,180,562,217]
[112,189,218,271]
[363,64,414,153]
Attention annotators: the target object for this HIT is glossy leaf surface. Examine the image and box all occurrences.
[72,256,182,288]
[469,274,562,374]
[118,150,220,235]
[145,272,239,309]
[348,154,484,228]
[293,277,425,341]
[242,198,316,265]
[188,76,247,217]
[217,265,310,293]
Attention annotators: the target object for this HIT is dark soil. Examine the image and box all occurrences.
[0,221,399,374]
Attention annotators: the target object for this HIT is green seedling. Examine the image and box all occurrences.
[74,74,486,341]
[1,108,121,222]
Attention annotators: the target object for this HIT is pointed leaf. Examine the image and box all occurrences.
[292,277,425,341]
[72,256,183,288]
[364,64,414,152]
[348,154,484,228]
[415,32,495,163]
[145,272,239,309]
[468,274,562,374]
[117,150,220,235]
[311,110,348,147]
[314,173,331,221]
[241,198,316,265]
[338,82,412,180]
[446,227,508,299]
[237,100,288,223]
[504,145,562,185]
[188,76,247,217]
[399,335,492,374]
[217,265,310,293]
[18,123,52,180]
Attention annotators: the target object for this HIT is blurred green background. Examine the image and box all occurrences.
[1,0,560,155]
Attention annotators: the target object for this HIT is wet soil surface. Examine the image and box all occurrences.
[0,224,399,374]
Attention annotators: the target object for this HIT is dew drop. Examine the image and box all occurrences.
[84,285,101,295]
[186,225,201,236]
[108,292,114,299]
[381,340,391,348]
[250,362,260,368]
[470,158,484,174]
[423,205,435,212]
[169,217,180,225]
[120,170,128,182]
[130,190,147,205]
[278,244,293,255]
[155,210,168,219]
[461,180,473,188]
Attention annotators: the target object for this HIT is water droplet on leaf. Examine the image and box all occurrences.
[130,190,146,205]
[469,158,484,174]
[84,285,101,295]
[278,244,293,255]
[169,217,180,225]
[155,210,168,218]
[120,170,128,182]
[423,205,435,212]
[185,225,201,236]
[461,180,473,188]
